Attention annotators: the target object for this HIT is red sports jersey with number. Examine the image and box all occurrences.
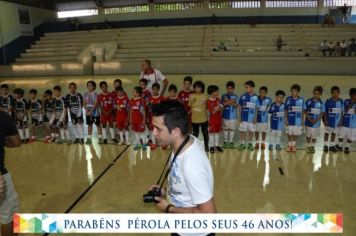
[178,90,193,112]
[98,93,114,113]
[207,98,222,133]
[130,97,145,132]
[114,95,129,129]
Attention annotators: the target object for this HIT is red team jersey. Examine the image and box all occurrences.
[178,90,193,122]
[114,95,129,129]
[111,91,128,121]
[147,95,165,130]
[98,93,115,124]
[207,98,222,133]
[129,97,146,132]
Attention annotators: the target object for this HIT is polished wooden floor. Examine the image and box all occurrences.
[1,75,355,236]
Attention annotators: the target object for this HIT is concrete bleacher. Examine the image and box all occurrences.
[1,24,356,76]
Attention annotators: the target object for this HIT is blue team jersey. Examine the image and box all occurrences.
[257,96,272,124]
[285,96,305,126]
[304,98,325,128]
[239,93,259,122]
[342,99,355,128]
[269,102,285,131]
[221,93,239,120]
[325,98,344,128]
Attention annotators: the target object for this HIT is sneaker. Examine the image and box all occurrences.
[74,138,80,144]
[118,140,123,145]
[229,142,234,149]
[85,138,92,145]
[268,144,273,150]
[329,146,337,152]
[22,139,26,144]
[103,139,108,144]
[238,144,246,151]
[133,144,141,151]
[150,144,157,150]
[209,147,215,153]
[286,145,292,152]
[255,143,260,149]
[27,139,35,144]
[45,137,55,143]
[215,146,224,152]
[80,139,84,144]
[261,143,266,149]
[56,139,64,144]
[335,145,343,151]
[276,144,282,151]
[126,140,131,145]
[292,145,297,152]
[323,145,328,152]
[205,146,209,152]
[67,140,72,145]
[247,143,254,151]
[142,144,147,151]
[98,138,104,144]
[310,146,315,154]
[147,139,153,146]
[112,138,118,143]
[344,147,350,154]
[222,142,228,148]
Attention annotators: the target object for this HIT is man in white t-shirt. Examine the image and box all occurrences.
[150,100,216,236]
[140,59,168,95]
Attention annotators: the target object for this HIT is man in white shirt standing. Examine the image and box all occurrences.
[140,59,169,95]
[150,100,217,236]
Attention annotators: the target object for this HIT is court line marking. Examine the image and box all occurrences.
[43,145,130,236]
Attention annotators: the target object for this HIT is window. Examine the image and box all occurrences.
[266,0,317,7]
[57,9,98,18]
[324,0,356,6]
[209,0,261,8]
[154,2,204,11]
[104,5,149,14]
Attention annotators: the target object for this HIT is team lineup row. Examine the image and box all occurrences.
[0,78,355,154]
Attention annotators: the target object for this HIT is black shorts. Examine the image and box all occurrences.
[86,115,100,126]
[16,120,28,129]
[70,113,84,125]
[31,118,42,127]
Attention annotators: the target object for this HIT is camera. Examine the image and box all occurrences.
[143,187,161,203]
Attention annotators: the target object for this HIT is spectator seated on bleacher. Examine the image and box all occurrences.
[322,14,335,28]
[333,41,342,56]
[276,35,286,51]
[212,41,230,51]
[320,40,332,56]
[340,40,348,56]
[349,38,356,56]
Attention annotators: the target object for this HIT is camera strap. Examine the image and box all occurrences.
[158,135,191,191]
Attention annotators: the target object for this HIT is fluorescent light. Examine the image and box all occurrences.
[57,9,98,18]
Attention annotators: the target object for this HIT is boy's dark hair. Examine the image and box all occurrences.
[115,86,124,92]
[139,78,148,86]
[87,80,96,89]
[331,86,340,93]
[152,100,189,135]
[168,84,178,93]
[1,84,9,89]
[226,81,235,89]
[114,79,122,85]
[193,81,205,93]
[13,88,24,96]
[143,59,151,67]
[183,76,193,84]
[69,82,77,87]
[99,81,107,88]
[276,90,286,97]
[245,80,255,88]
[53,86,61,91]
[350,88,356,96]
[259,86,268,92]
[134,86,143,96]
[152,82,160,90]
[313,86,323,94]
[207,85,219,95]
[44,90,53,96]
[29,89,37,94]
[290,84,301,92]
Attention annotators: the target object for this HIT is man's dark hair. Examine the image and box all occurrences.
[99,81,107,88]
[114,79,122,85]
[115,86,124,92]
[350,88,356,96]
[291,84,301,92]
[226,81,235,89]
[143,59,151,67]
[276,90,286,97]
[1,84,9,89]
[69,82,77,87]
[29,89,37,94]
[13,88,24,96]
[207,85,219,95]
[53,86,61,91]
[168,84,178,93]
[245,80,255,88]
[193,81,205,93]
[152,82,160,90]
[331,86,340,93]
[313,86,323,94]
[183,76,193,84]
[44,90,53,96]
[134,86,143,96]
[259,86,268,93]
[140,78,148,86]
[87,80,96,89]
[152,100,189,135]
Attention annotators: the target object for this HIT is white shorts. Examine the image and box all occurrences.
[339,127,356,141]
[270,129,282,137]
[286,126,303,136]
[325,126,340,135]
[0,173,20,224]
[223,119,237,131]
[256,123,268,132]
[305,127,321,139]
[239,121,256,132]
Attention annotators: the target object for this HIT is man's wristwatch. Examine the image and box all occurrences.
[165,204,174,213]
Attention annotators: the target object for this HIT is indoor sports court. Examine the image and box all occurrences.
[1,0,356,235]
